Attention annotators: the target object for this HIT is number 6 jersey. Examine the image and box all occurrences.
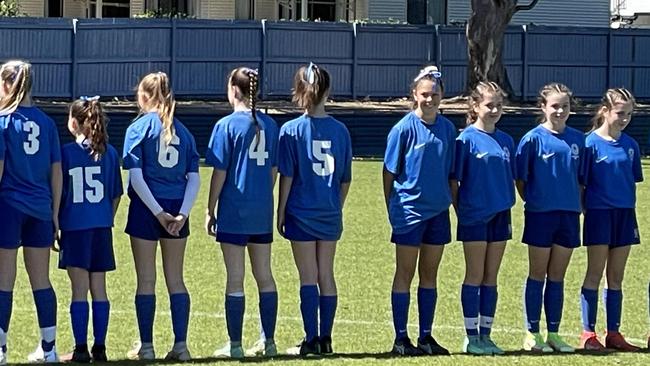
[59,142,123,231]
[206,110,279,234]
[122,112,200,200]
[278,115,353,241]
[0,106,61,221]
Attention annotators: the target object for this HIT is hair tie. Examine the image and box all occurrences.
[80,95,100,102]
[305,62,317,85]
[413,66,442,82]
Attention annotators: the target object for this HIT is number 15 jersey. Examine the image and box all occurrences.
[122,112,199,200]
[278,115,353,241]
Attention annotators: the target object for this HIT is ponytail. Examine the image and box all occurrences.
[590,88,635,132]
[138,72,176,145]
[292,62,330,110]
[228,67,262,147]
[70,96,109,161]
[0,60,33,116]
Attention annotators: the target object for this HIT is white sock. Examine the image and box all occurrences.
[40,326,56,344]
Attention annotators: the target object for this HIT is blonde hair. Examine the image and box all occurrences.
[138,72,176,145]
[0,60,33,116]
[466,81,504,125]
[591,88,635,132]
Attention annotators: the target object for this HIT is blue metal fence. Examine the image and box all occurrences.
[3,17,650,101]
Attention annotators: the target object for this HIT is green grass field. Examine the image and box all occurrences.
[6,161,650,365]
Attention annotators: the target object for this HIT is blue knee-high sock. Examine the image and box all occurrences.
[225,294,245,343]
[544,280,564,333]
[299,285,319,342]
[70,301,89,346]
[391,292,409,342]
[0,290,12,353]
[524,278,544,333]
[259,291,277,340]
[92,301,110,346]
[134,295,155,344]
[319,295,337,338]
[604,288,623,332]
[479,285,498,336]
[461,285,480,336]
[33,288,57,352]
[170,293,190,344]
[418,287,437,341]
[580,287,598,332]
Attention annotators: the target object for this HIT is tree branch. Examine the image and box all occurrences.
[515,0,540,12]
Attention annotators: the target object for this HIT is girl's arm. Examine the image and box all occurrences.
[340,182,351,207]
[382,167,394,211]
[112,197,121,218]
[516,180,526,201]
[277,175,293,236]
[205,169,226,236]
[51,162,63,235]
[449,179,459,211]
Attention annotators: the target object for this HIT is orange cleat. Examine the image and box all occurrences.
[605,331,640,352]
[580,331,606,351]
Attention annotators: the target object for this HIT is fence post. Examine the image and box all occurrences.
[607,29,613,89]
[261,19,267,99]
[352,22,358,100]
[522,25,529,102]
[71,18,79,100]
[435,24,441,68]
[170,18,177,89]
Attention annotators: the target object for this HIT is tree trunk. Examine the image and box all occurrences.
[466,0,540,98]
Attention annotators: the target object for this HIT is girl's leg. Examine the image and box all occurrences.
[24,247,57,354]
[392,245,418,343]
[417,244,446,354]
[89,272,109,355]
[249,244,277,343]
[461,242,487,338]
[220,243,246,347]
[581,246,608,333]
[67,268,90,350]
[479,241,506,336]
[291,241,319,344]
[161,238,190,351]
[316,240,337,344]
[130,237,157,354]
[603,245,639,351]
[0,249,18,355]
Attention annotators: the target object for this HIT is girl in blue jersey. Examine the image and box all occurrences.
[277,63,352,356]
[454,82,515,355]
[578,88,641,352]
[122,72,200,361]
[59,97,123,363]
[0,60,62,364]
[383,66,454,356]
[205,68,279,359]
[516,83,584,353]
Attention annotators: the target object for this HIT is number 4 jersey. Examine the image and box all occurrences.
[122,112,200,200]
[206,110,279,234]
[278,115,353,241]
[59,142,123,231]
[0,106,61,221]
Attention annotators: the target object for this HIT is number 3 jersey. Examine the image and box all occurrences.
[0,106,61,221]
[122,112,200,200]
[59,142,123,231]
[278,115,353,240]
[206,111,279,234]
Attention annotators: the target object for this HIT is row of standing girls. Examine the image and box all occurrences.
[384,66,643,356]
[0,60,351,364]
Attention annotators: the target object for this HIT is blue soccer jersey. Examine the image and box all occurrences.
[206,111,279,234]
[59,143,123,231]
[0,106,61,220]
[454,125,515,225]
[278,115,352,240]
[581,132,643,209]
[122,112,199,200]
[384,112,456,234]
[515,124,584,213]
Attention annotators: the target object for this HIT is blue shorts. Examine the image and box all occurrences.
[457,210,512,243]
[391,210,451,246]
[0,198,53,249]
[125,195,190,241]
[283,214,320,242]
[216,231,273,246]
[583,208,640,247]
[522,210,580,248]
[58,228,116,272]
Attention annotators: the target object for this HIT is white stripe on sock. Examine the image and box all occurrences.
[480,316,494,329]
[0,327,6,347]
[464,317,479,331]
[40,326,56,343]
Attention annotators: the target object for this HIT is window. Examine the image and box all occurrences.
[408,0,446,25]
[146,0,189,14]
[47,0,62,17]
[236,0,255,19]
[278,0,352,21]
[88,0,130,18]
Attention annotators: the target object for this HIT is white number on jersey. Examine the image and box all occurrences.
[248,130,269,166]
[158,134,180,168]
[23,121,40,155]
[312,140,335,176]
[69,166,104,203]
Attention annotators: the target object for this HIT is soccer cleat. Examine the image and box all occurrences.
[245,339,278,357]
[91,344,108,362]
[164,343,192,362]
[579,331,606,351]
[523,332,553,353]
[213,342,244,359]
[605,331,640,352]
[462,335,485,355]
[418,335,449,355]
[71,345,91,363]
[480,335,505,355]
[126,341,155,361]
[319,336,333,355]
[546,333,575,353]
[391,337,421,356]
[0,349,6,366]
[27,345,59,363]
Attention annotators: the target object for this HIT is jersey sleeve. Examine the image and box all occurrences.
[185,130,200,174]
[49,119,61,163]
[122,122,147,170]
[278,126,296,178]
[515,136,534,182]
[205,121,231,170]
[341,127,352,183]
[383,125,404,175]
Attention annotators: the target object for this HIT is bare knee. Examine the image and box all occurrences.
[252,270,276,293]
[606,270,625,290]
[136,276,156,294]
[583,270,602,289]
[464,267,485,286]
[318,271,336,295]
[393,265,415,292]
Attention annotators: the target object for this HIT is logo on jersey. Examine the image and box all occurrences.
[595,156,608,163]
[628,148,635,161]
[570,144,580,160]
[542,152,555,161]
[476,152,489,159]
[502,147,511,162]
